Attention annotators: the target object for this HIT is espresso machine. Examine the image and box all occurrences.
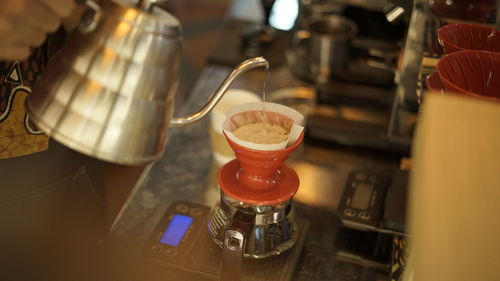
[210,0,412,154]
[293,3,411,154]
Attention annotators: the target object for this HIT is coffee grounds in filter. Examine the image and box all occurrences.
[233,122,289,144]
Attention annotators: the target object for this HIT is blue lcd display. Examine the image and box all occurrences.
[160,214,194,247]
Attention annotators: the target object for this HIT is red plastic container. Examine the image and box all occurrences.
[438,24,500,54]
[437,51,500,102]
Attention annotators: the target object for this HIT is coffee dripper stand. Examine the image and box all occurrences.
[208,131,307,281]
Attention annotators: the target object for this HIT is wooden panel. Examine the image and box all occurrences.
[405,92,500,281]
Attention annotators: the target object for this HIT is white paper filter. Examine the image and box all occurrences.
[222,102,304,151]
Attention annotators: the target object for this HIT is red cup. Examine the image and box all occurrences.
[429,0,495,22]
[437,24,500,54]
[437,50,500,102]
[426,72,444,92]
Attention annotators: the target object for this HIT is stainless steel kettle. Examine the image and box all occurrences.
[26,0,268,165]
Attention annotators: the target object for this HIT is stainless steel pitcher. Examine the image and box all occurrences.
[208,193,298,260]
[208,193,299,281]
[26,0,268,165]
[288,14,357,82]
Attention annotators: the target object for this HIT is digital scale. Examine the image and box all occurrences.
[335,169,409,277]
[143,201,308,281]
[338,170,409,235]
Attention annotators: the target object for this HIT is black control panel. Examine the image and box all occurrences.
[143,201,211,272]
[338,170,409,235]
[339,171,389,230]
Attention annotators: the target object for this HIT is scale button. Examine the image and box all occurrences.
[152,244,164,253]
[344,208,356,217]
[176,204,189,213]
[355,173,368,181]
[358,212,370,220]
[165,248,178,257]
[190,208,202,216]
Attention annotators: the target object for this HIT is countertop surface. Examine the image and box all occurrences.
[109,62,401,280]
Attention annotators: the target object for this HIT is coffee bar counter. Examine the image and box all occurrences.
[109,63,401,281]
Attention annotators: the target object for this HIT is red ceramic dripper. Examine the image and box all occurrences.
[437,50,500,102]
[217,131,304,205]
[426,72,444,92]
[437,23,500,54]
[429,0,496,22]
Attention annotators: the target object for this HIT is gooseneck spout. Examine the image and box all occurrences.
[169,57,269,127]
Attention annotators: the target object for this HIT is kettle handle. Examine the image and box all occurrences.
[75,0,153,7]
[75,0,102,33]
[169,57,269,127]
[74,0,157,33]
